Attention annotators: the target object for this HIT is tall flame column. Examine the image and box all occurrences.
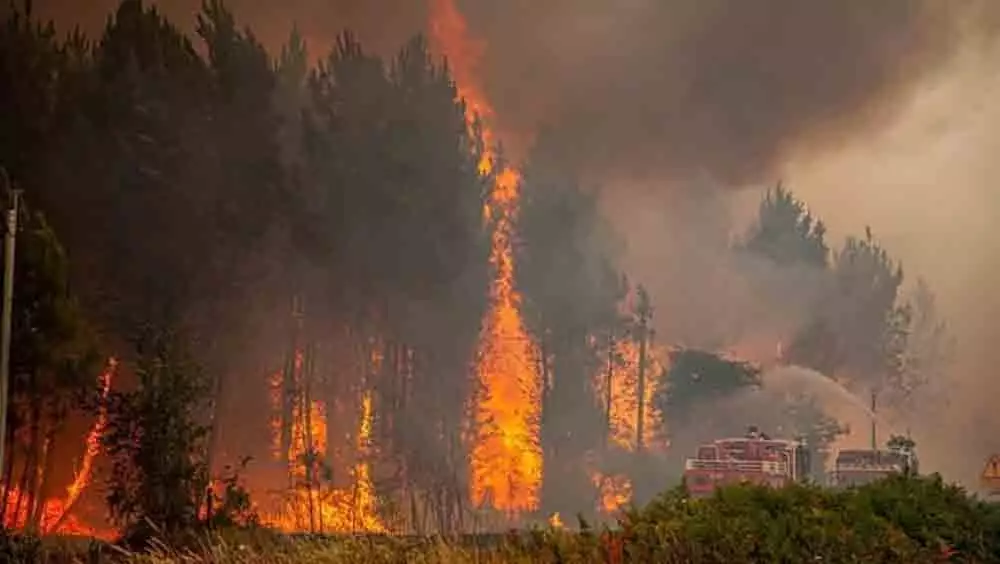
[429,0,543,514]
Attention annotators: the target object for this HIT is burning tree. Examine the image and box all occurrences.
[288,27,489,532]
[1,203,102,535]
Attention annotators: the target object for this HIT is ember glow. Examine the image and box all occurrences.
[52,358,115,530]
[1,358,117,538]
[429,0,542,513]
[261,347,383,533]
[592,472,632,515]
[591,337,667,513]
[603,340,665,452]
[1,487,112,538]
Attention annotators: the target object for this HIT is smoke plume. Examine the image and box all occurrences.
[460,0,993,184]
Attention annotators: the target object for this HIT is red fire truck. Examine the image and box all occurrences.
[683,426,810,497]
[830,448,916,488]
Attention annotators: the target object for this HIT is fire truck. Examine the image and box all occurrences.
[683,426,811,497]
[830,448,917,488]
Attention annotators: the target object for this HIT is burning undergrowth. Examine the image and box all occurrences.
[0,359,116,539]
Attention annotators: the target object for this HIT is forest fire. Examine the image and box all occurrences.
[429,0,542,514]
[1,358,116,539]
[593,473,632,515]
[591,335,668,513]
[261,347,383,533]
[605,340,664,452]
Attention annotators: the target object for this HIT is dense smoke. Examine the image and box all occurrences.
[459,0,994,183]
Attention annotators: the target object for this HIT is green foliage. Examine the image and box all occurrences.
[9,476,989,563]
[783,226,914,396]
[103,323,212,547]
[740,182,828,268]
[655,349,761,430]
[8,208,101,427]
[743,184,919,401]
[620,475,1000,563]
[887,434,916,452]
[829,229,909,385]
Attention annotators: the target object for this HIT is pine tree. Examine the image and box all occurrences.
[516,128,625,517]
[740,182,828,268]
[0,194,100,532]
[103,322,210,546]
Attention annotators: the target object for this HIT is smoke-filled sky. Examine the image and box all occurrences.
[33,0,1000,481]
[34,0,997,181]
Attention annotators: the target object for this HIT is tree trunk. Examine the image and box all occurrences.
[302,343,315,533]
[12,439,35,530]
[28,427,55,532]
[636,323,648,453]
[0,420,17,525]
[21,402,43,534]
[606,333,615,449]
[539,339,550,428]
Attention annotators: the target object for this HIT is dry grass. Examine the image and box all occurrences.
[119,533,588,564]
[8,525,601,563]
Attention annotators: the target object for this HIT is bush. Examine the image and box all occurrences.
[618,474,1000,563]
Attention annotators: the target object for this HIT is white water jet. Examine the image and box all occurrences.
[759,365,897,440]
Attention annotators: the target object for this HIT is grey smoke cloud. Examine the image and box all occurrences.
[458,0,994,184]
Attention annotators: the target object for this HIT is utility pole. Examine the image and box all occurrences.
[870,389,877,451]
[0,180,19,483]
[634,285,651,454]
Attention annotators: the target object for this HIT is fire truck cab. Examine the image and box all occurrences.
[830,448,916,488]
[683,426,809,498]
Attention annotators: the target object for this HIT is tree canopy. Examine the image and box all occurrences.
[740,182,828,268]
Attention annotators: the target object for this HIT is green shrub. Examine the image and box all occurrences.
[617,475,998,563]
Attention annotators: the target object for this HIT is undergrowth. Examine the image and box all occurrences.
[4,475,1000,563]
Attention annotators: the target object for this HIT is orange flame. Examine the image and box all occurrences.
[592,472,633,515]
[589,338,667,515]
[429,0,542,514]
[1,487,112,539]
[1,358,117,539]
[268,369,283,460]
[52,358,115,530]
[261,389,383,533]
[598,339,665,453]
[261,346,383,533]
